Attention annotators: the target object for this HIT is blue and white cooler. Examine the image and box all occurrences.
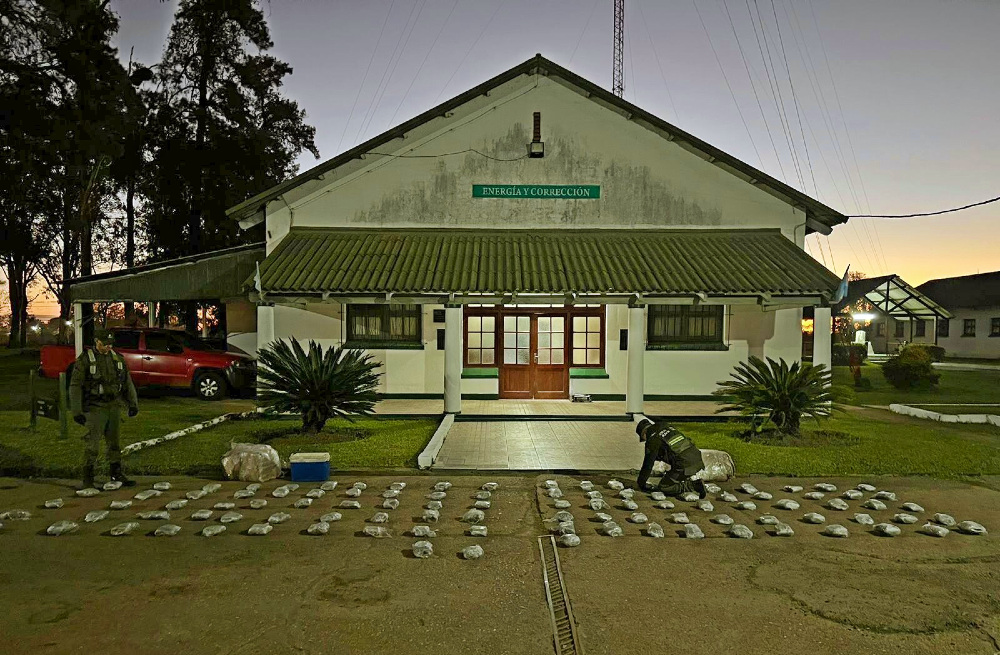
[289,452,330,482]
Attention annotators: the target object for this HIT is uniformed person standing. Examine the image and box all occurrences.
[70,328,139,489]
[635,418,707,498]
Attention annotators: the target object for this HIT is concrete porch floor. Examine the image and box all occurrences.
[432,420,646,470]
[374,398,726,417]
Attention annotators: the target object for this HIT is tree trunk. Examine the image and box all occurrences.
[124,176,135,320]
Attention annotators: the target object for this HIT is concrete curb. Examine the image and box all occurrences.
[889,403,1000,426]
[417,414,455,469]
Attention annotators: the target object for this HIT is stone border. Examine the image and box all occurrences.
[122,410,261,455]
[417,414,455,469]
[889,403,1000,426]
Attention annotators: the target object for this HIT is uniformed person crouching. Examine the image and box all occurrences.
[70,328,140,490]
[635,418,707,498]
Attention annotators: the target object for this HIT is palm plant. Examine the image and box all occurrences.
[714,356,837,436]
[256,339,381,433]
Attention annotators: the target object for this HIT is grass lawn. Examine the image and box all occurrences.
[0,396,255,478]
[681,408,1000,479]
[832,363,1000,406]
[127,416,439,476]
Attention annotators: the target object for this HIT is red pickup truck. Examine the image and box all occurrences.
[40,328,256,400]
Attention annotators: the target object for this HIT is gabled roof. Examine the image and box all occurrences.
[247,227,840,303]
[918,271,1000,309]
[227,54,847,234]
[833,274,952,320]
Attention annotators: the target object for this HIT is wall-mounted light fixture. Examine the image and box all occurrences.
[527,111,544,158]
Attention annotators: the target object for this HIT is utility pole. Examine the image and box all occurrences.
[613,0,625,97]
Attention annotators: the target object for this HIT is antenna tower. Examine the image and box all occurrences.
[613,0,625,97]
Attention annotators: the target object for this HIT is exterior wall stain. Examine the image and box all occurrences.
[353,123,722,228]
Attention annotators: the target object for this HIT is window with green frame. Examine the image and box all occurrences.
[647,305,724,346]
[346,304,422,347]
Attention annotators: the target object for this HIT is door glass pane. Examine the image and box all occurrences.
[538,333,550,348]
[538,349,550,364]
[552,332,564,348]
[516,348,529,364]
[504,349,516,364]
[504,316,515,331]
[517,316,529,331]
[504,333,516,348]
[538,316,550,331]
[552,350,564,364]
[516,333,529,348]
[552,316,564,331]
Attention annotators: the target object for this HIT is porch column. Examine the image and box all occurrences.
[626,305,645,416]
[73,302,84,357]
[146,302,156,327]
[257,304,275,356]
[444,305,462,414]
[813,307,832,384]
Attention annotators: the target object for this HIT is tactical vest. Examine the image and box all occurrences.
[85,349,126,400]
[656,429,704,476]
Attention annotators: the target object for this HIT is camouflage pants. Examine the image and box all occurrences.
[658,469,697,496]
[83,402,121,469]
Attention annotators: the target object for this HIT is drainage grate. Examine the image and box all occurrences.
[537,535,584,655]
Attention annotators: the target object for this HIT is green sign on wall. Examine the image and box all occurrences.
[472,184,601,199]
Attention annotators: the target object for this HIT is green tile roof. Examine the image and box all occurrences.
[251,228,840,298]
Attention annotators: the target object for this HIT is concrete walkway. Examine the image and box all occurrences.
[376,398,724,417]
[432,420,644,470]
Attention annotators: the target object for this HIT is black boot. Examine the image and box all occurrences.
[110,462,136,487]
[694,479,708,499]
[81,464,95,490]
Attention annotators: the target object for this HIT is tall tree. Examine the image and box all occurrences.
[0,0,134,345]
[148,0,318,259]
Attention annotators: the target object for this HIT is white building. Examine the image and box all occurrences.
[919,271,1000,360]
[228,55,847,414]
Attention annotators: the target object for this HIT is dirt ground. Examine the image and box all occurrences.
[1,473,998,655]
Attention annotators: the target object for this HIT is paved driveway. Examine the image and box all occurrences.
[433,420,645,470]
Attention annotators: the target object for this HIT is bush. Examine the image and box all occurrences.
[904,343,946,362]
[881,346,941,389]
[714,356,838,436]
[256,340,381,433]
[831,343,868,366]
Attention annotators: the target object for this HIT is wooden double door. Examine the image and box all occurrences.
[498,312,569,400]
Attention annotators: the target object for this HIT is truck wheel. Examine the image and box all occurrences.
[193,370,227,401]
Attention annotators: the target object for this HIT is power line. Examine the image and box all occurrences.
[721,0,786,183]
[849,195,1000,218]
[693,0,764,169]
[433,0,507,105]
[636,1,680,123]
[367,148,528,162]
[569,0,601,66]
[336,0,396,154]
[384,0,460,130]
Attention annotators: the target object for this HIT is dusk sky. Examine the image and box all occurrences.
[31,0,1000,317]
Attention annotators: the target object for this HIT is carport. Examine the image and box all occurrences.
[832,274,953,353]
[68,243,264,357]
